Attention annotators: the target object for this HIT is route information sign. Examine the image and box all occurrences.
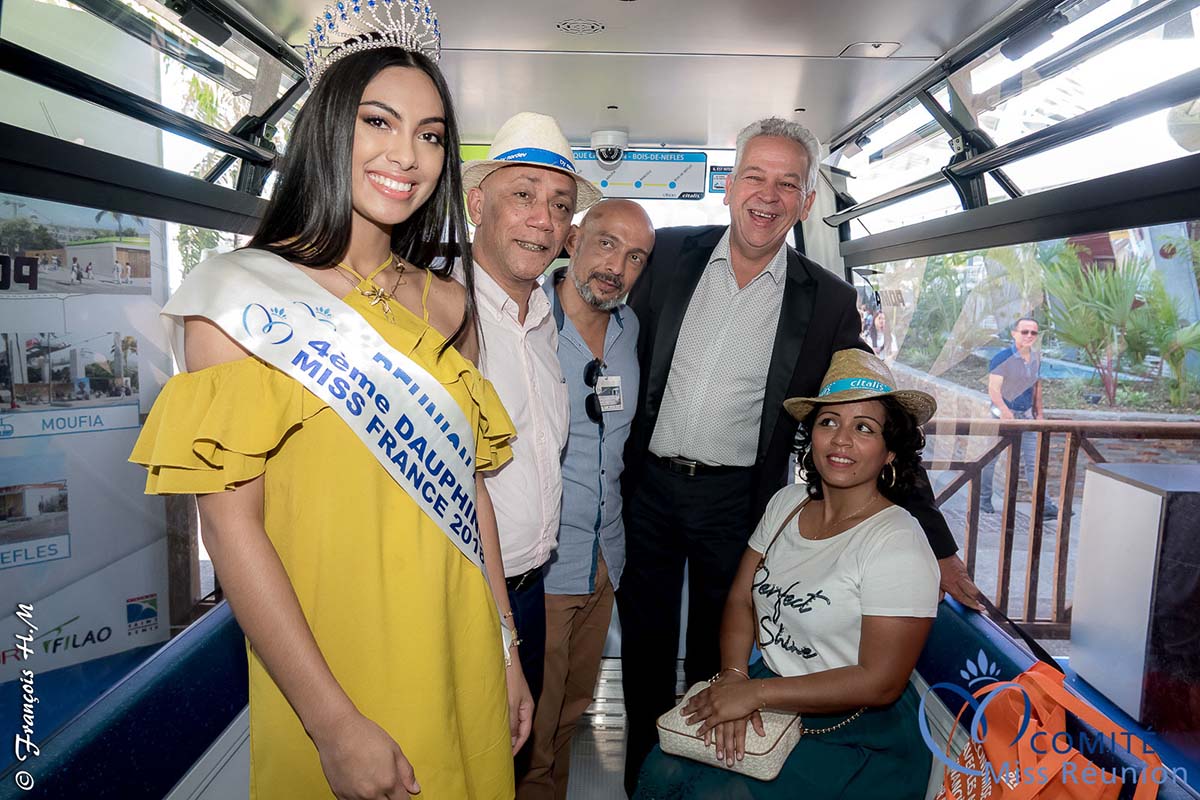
[572,150,707,200]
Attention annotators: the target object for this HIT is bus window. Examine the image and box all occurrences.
[829,84,955,235]
[0,0,302,183]
[831,2,1200,237]
[854,215,1200,625]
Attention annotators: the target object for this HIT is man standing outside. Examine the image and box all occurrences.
[518,200,656,800]
[461,111,603,778]
[980,317,1057,517]
[618,117,983,792]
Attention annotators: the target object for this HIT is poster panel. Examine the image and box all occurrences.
[0,190,173,686]
[0,538,169,682]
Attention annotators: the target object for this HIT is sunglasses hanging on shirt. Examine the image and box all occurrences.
[584,358,605,425]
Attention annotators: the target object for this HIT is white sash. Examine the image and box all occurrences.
[160,249,486,576]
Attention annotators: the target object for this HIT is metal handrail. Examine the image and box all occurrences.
[0,39,275,164]
[825,172,947,227]
[192,0,305,74]
[923,418,1200,438]
[0,122,267,234]
[824,66,1200,227]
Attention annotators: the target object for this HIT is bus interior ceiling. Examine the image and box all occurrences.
[182,0,1022,149]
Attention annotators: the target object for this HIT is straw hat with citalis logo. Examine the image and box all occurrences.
[462,112,603,211]
[784,349,937,426]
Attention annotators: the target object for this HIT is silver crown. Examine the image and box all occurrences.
[303,0,441,87]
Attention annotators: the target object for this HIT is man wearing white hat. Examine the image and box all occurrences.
[462,111,603,778]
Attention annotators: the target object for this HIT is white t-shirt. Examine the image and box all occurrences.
[747,483,940,678]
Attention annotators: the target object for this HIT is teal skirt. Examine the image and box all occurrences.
[633,661,932,800]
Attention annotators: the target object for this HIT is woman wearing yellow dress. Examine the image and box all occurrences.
[130,4,531,797]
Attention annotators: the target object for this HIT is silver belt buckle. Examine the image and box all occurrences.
[669,456,699,477]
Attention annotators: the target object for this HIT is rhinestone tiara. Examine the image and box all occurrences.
[303,0,441,87]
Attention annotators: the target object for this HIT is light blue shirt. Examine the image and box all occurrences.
[542,269,640,595]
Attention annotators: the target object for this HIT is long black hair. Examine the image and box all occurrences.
[249,47,474,352]
[794,396,927,504]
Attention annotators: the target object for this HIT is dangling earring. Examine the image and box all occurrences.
[797,446,811,483]
[881,462,897,488]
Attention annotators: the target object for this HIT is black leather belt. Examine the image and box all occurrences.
[505,565,543,592]
[648,453,749,477]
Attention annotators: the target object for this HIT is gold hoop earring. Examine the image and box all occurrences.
[881,463,896,488]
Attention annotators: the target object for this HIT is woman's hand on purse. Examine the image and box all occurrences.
[707,712,767,767]
[683,679,765,737]
[311,708,419,799]
[506,658,534,754]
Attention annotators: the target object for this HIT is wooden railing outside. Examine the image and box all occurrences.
[921,418,1200,637]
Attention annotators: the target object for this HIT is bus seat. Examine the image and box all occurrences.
[0,603,248,799]
[916,599,1196,800]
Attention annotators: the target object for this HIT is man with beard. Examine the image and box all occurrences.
[518,200,656,800]
[462,111,603,778]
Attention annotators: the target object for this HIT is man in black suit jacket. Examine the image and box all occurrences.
[617,118,982,794]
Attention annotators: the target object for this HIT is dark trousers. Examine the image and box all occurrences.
[509,570,547,782]
[617,460,755,796]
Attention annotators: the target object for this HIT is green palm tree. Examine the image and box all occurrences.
[94,210,145,242]
[1131,273,1200,405]
[1042,251,1150,405]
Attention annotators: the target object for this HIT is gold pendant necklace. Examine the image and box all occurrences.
[361,284,393,314]
[334,254,406,320]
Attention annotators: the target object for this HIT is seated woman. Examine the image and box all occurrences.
[635,349,941,800]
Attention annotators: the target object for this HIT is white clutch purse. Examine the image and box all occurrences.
[655,681,804,781]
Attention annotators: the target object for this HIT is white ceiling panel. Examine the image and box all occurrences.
[438,0,1000,58]
[236,0,1024,147]
[443,50,933,148]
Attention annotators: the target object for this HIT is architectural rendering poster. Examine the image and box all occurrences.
[0,191,173,679]
[0,192,154,296]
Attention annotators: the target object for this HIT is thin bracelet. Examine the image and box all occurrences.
[501,611,515,621]
[721,667,751,681]
[756,679,768,711]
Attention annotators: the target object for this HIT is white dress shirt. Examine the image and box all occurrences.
[649,228,787,466]
[472,264,570,577]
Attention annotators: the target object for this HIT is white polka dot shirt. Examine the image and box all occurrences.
[648,228,787,466]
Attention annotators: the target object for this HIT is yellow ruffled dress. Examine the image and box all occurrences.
[130,266,516,799]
